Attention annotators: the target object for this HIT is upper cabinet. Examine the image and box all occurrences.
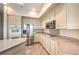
[55,4,67,29]
[55,4,79,29]
[66,4,79,29]
[49,8,55,21]
[7,15,22,39]
[8,15,21,27]
[15,16,21,26]
[8,15,15,26]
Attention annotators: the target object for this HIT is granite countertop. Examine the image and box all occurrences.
[0,38,26,52]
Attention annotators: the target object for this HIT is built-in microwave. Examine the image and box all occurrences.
[46,20,56,29]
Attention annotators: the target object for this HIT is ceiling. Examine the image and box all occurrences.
[6,3,52,18]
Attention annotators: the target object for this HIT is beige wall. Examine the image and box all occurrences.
[23,17,41,29]
[3,6,8,39]
[40,4,79,39]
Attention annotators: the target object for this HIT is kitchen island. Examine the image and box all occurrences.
[0,38,26,55]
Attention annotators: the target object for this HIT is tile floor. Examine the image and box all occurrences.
[25,43,48,55]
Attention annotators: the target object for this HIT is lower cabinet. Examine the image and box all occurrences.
[38,34,57,55]
[43,36,51,54]
[50,39,58,55]
[34,34,39,42]
[34,34,58,55]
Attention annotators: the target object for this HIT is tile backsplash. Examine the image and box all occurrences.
[37,29,79,40]
[44,29,60,35]
[50,29,60,35]
[44,29,79,40]
[60,29,79,39]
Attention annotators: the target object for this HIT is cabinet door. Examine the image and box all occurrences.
[15,16,21,26]
[49,9,55,21]
[51,39,57,55]
[34,34,40,42]
[45,37,51,53]
[42,36,51,54]
[67,4,79,29]
[55,4,67,29]
[8,15,15,26]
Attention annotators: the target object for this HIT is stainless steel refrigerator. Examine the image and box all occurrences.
[23,24,34,46]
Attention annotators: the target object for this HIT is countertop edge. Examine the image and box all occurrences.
[0,38,26,52]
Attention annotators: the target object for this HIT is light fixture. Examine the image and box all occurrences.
[18,3,24,5]
[4,3,7,5]
[29,11,37,16]
[32,8,36,11]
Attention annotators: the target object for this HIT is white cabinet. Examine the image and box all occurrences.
[55,4,67,29]
[23,17,40,29]
[66,4,79,29]
[34,34,40,42]
[35,33,58,55]
[50,38,58,55]
[8,15,21,27]
[7,15,21,39]
[49,8,55,21]
[55,4,79,29]
[38,34,51,54]
[44,37,51,53]
[8,15,15,26]
[15,16,21,26]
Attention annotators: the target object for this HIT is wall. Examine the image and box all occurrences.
[22,17,41,29]
[0,13,3,40]
[0,4,4,40]
[3,6,8,39]
[40,4,79,40]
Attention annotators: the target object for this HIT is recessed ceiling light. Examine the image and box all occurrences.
[29,11,37,16]
[32,8,36,11]
[18,3,24,5]
[4,3,7,5]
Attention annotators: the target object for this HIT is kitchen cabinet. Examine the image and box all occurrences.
[49,8,55,21]
[23,17,40,29]
[55,4,67,29]
[66,4,79,29]
[34,33,59,55]
[44,36,51,53]
[36,34,51,54]
[55,4,79,29]
[8,15,15,26]
[34,33,58,55]
[39,34,45,46]
[15,16,21,26]
[8,15,21,27]
[7,15,22,39]
[34,34,40,42]
[50,38,58,55]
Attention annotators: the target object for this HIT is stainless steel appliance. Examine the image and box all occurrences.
[23,24,34,46]
[8,25,21,39]
[46,20,56,29]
